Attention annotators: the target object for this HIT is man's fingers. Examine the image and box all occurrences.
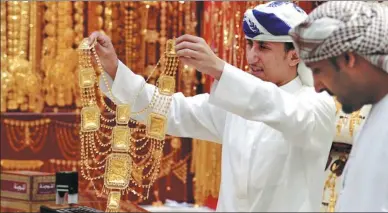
[176,48,200,59]
[88,31,101,45]
[175,41,202,52]
[176,34,204,45]
[88,31,109,47]
[179,57,196,69]
[94,42,104,54]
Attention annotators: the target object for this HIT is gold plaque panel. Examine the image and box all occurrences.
[158,75,175,96]
[112,126,130,152]
[78,38,96,50]
[116,104,131,124]
[79,67,96,88]
[107,191,121,210]
[166,39,176,56]
[81,105,100,132]
[104,153,131,190]
[147,113,167,141]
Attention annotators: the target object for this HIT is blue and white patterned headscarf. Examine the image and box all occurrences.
[243,1,307,42]
[243,1,313,86]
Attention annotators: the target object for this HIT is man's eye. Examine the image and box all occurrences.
[312,69,321,75]
[259,45,268,49]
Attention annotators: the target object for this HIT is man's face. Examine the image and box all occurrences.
[245,39,297,85]
[306,56,366,113]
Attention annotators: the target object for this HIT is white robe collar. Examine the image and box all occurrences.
[279,76,303,94]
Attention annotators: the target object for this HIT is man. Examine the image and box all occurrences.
[90,2,336,211]
[289,1,388,211]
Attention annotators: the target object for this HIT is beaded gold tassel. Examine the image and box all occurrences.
[77,38,179,212]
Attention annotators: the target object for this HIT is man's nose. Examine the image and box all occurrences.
[247,47,260,63]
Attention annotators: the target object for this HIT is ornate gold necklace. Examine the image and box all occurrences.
[77,38,178,212]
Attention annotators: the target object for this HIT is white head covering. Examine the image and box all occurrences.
[243,1,313,86]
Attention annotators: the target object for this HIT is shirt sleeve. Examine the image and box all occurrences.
[208,62,336,147]
[99,60,227,143]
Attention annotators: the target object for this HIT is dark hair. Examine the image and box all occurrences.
[329,57,340,72]
[284,42,295,53]
[329,53,351,72]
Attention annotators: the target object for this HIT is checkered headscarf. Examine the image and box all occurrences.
[289,1,388,73]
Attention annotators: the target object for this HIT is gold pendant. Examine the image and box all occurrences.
[107,191,121,211]
[112,126,130,152]
[116,104,131,124]
[81,105,100,132]
[79,67,96,88]
[158,75,175,96]
[104,153,131,190]
[147,112,167,141]
[166,39,176,57]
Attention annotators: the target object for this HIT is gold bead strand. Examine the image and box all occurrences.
[6,1,20,110]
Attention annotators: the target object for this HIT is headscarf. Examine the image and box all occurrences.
[289,1,388,73]
[243,1,313,86]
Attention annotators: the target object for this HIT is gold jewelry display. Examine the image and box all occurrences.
[1,1,43,112]
[3,118,51,153]
[1,1,10,113]
[191,139,222,205]
[77,38,179,211]
[55,120,80,161]
[42,2,79,108]
[322,155,347,212]
[349,110,364,137]
[172,155,190,200]
[41,2,58,107]
[333,97,367,138]
[1,159,44,171]
[123,2,140,71]
[103,2,113,38]
[49,159,80,173]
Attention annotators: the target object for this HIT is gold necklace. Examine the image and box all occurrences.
[77,38,178,212]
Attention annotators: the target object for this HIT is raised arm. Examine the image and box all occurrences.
[88,31,226,143]
[100,61,226,143]
[208,63,336,142]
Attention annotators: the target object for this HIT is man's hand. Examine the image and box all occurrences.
[175,34,225,80]
[88,31,118,79]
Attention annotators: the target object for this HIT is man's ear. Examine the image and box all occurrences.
[344,52,355,68]
[288,50,300,67]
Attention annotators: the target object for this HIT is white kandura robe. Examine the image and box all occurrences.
[336,94,388,212]
[100,61,336,212]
